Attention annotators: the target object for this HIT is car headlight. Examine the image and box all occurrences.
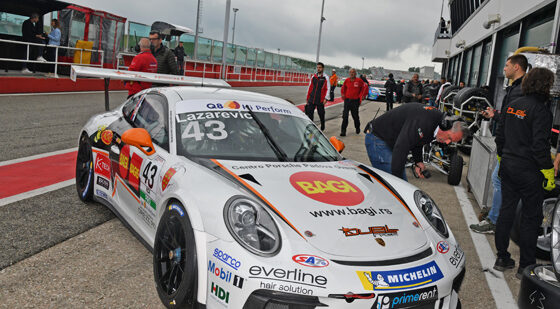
[224,196,281,256]
[414,190,449,238]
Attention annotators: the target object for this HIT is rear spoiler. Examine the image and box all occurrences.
[70,65,231,88]
[71,65,231,111]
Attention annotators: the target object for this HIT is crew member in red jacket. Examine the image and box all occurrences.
[340,68,368,136]
[305,62,330,130]
[126,38,158,98]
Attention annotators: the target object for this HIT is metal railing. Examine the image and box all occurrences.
[0,38,104,77]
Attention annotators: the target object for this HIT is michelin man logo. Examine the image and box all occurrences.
[365,273,389,288]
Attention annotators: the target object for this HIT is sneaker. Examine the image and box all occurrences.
[320,124,325,131]
[340,132,346,137]
[36,56,47,62]
[21,68,32,74]
[469,218,495,234]
[493,257,515,271]
[356,128,360,134]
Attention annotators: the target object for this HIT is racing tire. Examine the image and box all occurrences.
[517,264,560,309]
[76,132,94,202]
[447,155,463,186]
[511,198,558,260]
[440,85,461,103]
[154,201,198,309]
[452,87,491,109]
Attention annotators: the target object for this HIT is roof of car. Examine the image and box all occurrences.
[163,86,292,106]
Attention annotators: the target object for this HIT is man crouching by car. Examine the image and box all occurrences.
[364,103,468,180]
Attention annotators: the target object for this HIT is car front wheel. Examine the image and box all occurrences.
[154,201,197,308]
[76,132,94,202]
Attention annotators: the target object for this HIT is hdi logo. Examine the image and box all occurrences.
[211,282,230,304]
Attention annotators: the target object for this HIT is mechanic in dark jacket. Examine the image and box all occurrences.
[305,62,330,130]
[470,54,527,234]
[403,74,423,103]
[364,103,467,180]
[21,13,46,72]
[149,30,178,75]
[384,73,396,111]
[396,80,404,103]
[174,42,186,75]
[493,68,556,278]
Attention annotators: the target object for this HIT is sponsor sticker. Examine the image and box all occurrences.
[357,261,443,291]
[139,190,156,211]
[128,153,143,192]
[436,241,449,254]
[100,130,113,145]
[94,153,111,179]
[210,282,230,305]
[118,145,130,178]
[169,204,184,217]
[162,168,177,191]
[309,207,392,218]
[292,254,329,268]
[448,245,464,268]
[374,286,438,309]
[96,176,110,190]
[340,225,399,237]
[289,171,364,206]
[248,266,327,292]
[95,189,108,200]
[208,260,245,289]
[213,248,241,270]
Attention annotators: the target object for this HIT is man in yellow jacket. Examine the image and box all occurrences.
[329,69,338,101]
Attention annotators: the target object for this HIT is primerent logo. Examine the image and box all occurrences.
[374,286,438,309]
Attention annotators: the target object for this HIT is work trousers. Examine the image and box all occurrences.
[329,84,336,101]
[365,133,407,181]
[385,93,394,111]
[495,160,543,269]
[305,102,325,128]
[177,60,184,75]
[341,99,360,134]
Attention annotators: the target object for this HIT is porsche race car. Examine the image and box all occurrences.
[76,82,465,308]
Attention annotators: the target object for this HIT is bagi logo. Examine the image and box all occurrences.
[289,171,364,206]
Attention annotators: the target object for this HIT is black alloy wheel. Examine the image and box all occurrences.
[154,202,197,308]
[76,132,94,202]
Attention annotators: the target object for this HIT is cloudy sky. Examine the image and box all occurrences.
[72,0,447,72]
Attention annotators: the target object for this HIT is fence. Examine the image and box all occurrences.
[0,38,104,76]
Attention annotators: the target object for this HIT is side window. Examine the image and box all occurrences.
[133,94,169,151]
[122,95,140,120]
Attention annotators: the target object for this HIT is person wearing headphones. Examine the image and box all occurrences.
[364,103,468,180]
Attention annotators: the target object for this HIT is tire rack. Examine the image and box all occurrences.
[452,95,493,149]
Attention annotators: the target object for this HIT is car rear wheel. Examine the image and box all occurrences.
[154,201,197,308]
[76,132,94,202]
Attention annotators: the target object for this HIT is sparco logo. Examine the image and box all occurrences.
[289,171,364,206]
[213,248,241,270]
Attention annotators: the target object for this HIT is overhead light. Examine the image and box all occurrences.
[455,40,466,48]
[483,14,501,29]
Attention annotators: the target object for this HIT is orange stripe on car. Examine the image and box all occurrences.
[355,165,421,226]
[114,175,140,204]
[211,159,305,239]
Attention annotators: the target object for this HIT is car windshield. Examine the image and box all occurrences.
[175,100,342,162]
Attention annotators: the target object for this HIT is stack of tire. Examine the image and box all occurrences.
[452,87,492,113]
[518,200,560,308]
[439,85,461,113]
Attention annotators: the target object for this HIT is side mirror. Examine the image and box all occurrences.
[330,136,345,153]
[121,128,155,156]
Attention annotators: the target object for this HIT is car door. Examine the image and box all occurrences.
[114,91,172,244]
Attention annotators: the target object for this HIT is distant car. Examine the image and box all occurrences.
[367,80,391,101]
[76,84,466,308]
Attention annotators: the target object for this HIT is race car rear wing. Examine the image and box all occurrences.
[70,65,231,110]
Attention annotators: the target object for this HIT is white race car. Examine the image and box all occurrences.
[76,85,465,308]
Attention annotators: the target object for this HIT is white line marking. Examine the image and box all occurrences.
[0,179,75,208]
[0,148,77,167]
[454,185,517,309]
[0,90,128,97]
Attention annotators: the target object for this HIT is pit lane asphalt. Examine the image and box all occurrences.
[0,89,513,308]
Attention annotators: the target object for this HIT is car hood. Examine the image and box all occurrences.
[213,159,428,259]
